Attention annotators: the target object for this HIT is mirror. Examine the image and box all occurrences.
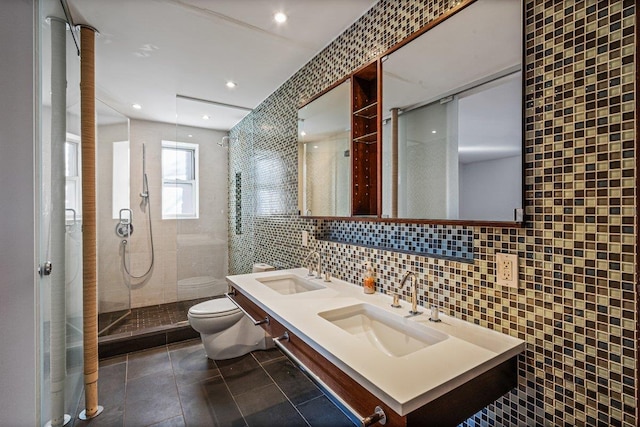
[382,0,522,221]
[298,79,351,217]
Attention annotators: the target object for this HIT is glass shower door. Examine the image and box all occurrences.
[96,100,132,335]
[38,1,84,424]
[174,97,231,304]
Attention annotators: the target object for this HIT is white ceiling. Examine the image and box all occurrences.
[64,0,378,130]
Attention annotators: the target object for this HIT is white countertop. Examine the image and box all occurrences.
[227,268,525,415]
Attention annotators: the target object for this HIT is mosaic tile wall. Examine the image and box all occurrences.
[229,0,638,425]
[317,220,474,262]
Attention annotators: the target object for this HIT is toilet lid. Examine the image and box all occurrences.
[188,298,240,317]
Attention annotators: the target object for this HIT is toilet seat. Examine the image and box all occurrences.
[188,298,240,318]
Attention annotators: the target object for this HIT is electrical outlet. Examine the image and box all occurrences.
[496,253,518,288]
[301,230,309,247]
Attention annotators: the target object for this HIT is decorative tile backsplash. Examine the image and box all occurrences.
[229,0,637,426]
[317,220,474,262]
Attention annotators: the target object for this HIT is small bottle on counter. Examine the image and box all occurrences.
[363,262,376,294]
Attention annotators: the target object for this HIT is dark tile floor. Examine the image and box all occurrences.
[74,339,355,427]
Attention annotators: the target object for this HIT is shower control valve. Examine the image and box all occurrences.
[115,222,134,238]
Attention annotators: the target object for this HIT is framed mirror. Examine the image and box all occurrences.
[381,0,523,222]
[298,79,351,217]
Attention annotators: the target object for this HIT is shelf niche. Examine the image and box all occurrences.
[351,61,380,216]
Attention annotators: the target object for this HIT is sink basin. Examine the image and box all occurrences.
[256,274,325,295]
[319,303,448,357]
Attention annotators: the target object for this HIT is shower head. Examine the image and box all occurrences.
[218,135,237,147]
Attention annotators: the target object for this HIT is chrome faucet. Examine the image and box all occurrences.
[394,271,422,315]
[303,250,322,279]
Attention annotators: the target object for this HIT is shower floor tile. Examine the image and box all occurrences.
[99,297,211,337]
[97,298,220,358]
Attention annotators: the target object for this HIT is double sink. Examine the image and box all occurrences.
[232,268,525,416]
[257,273,450,358]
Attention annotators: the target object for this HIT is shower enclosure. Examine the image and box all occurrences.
[35,3,246,424]
[96,101,131,333]
[95,96,233,339]
[38,1,84,425]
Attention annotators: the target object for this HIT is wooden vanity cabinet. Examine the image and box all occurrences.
[228,286,518,427]
[351,60,381,216]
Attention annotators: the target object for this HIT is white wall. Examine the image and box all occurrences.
[0,0,38,424]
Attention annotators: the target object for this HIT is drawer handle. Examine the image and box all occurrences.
[225,292,270,326]
[362,407,386,427]
[273,331,289,342]
[272,331,387,426]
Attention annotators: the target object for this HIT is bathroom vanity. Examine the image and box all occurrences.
[227,269,524,426]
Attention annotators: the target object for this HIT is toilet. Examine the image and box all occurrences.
[188,263,275,360]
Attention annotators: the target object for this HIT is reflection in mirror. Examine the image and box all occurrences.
[382,0,522,221]
[298,80,351,217]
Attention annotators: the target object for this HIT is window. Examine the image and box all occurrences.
[112,140,130,219]
[65,133,81,220]
[162,140,199,219]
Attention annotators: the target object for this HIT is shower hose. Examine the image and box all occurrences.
[121,173,155,280]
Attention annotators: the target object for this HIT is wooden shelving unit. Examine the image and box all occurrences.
[351,61,380,216]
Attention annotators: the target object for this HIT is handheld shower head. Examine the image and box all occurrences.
[140,144,150,206]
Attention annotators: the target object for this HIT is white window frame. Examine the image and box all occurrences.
[161,140,199,219]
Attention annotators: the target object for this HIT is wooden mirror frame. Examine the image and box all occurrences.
[299,0,525,228]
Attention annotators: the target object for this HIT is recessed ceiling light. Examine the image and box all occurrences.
[300,131,306,136]
[274,12,287,24]
[313,145,318,149]
[202,115,210,120]
[431,130,437,134]
[188,134,193,138]
[132,103,142,110]
[226,81,237,89]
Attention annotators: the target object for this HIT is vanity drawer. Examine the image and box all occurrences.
[269,319,406,426]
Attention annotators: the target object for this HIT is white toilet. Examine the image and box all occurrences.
[188,263,275,360]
